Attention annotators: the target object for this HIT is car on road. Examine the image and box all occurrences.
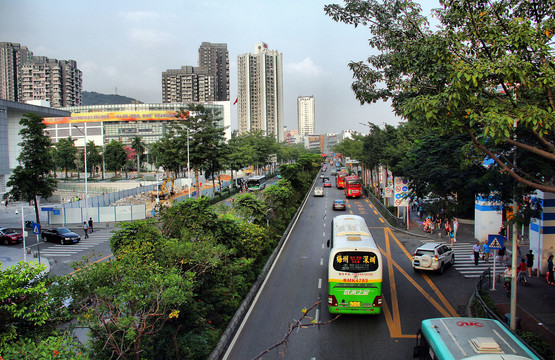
[41,227,81,245]
[0,227,23,245]
[331,169,337,175]
[314,187,324,197]
[412,242,454,274]
[324,180,332,187]
[332,199,346,210]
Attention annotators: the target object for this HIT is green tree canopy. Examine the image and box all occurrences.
[7,113,57,223]
[53,137,78,178]
[104,140,127,177]
[325,0,555,192]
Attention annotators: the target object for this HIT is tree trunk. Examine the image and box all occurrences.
[195,167,200,198]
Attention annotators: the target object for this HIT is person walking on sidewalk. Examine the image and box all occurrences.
[83,221,89,239]
[452,218,459,242]
[483,242,491,263]
[88,217,94,233]
[473,241,481,266]
[516,258,528,285]
[547,254,554,285]
[526,250,534,277]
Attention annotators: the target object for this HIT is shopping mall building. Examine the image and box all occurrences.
[44,101,231,149]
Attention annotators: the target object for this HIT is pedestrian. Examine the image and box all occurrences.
[83,221,89,239]
[452,218,459,242]
[88,217,94,233]
[483,242,490,263]
[516,258,528,285]
[499,224,507,240]
[547,254,554,285]
[444,221,451,237]
[498,245,507,265]
[473,241,481,266]
[525,250,534,277]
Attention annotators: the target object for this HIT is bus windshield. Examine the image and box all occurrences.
[333,251,379,273]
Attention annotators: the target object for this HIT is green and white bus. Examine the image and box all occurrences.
[247,175,267,191]
[413,317,541,360]
[327,215,383,314]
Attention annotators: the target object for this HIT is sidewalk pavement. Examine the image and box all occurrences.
[409,212,555,353]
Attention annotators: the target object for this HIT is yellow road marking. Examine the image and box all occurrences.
[379,218,385,223]
[385,228,458,317]
[373,210,378,215]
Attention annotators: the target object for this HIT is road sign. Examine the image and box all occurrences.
[41,207,54,211]
[487,234,504,250]
[32,222,41,235]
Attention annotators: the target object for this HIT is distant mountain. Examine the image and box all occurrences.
[82,91,143,105]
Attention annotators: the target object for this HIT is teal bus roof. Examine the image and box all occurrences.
[420,317,540,360]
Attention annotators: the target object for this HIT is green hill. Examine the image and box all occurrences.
[82,91,143,105]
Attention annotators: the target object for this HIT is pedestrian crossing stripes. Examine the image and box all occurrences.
[450,243,507,278]
[39,229,112,257]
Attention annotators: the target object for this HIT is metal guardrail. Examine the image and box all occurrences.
[362,185,406,228]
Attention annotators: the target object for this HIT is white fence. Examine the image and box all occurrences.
[46,205,147,226]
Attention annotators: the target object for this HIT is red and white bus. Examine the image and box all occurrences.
[344,175,362,198]
[336,171,348,189]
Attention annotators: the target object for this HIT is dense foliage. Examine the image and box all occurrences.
[81,91,140,106]
[0,155,320,359]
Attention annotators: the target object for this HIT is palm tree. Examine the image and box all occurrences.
[131,136,146,175]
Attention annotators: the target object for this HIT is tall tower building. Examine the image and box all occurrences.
[198,42,229,101]
[0,42,32,102]
[297,96,315,136]
[237,42,284,142]
[0,42,81,107]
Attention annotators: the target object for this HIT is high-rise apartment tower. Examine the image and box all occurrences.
[297,96,315,136]
[198,42,229,101]
[237,42,283,142]
[0,42,81,107]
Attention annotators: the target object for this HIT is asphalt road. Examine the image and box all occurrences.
[222,168,476,360]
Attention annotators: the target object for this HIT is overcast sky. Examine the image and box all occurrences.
[1,0,439,134]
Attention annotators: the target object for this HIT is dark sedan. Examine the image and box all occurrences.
[41,227,81,245]
[0,227,23,245]
[332,199,347,210]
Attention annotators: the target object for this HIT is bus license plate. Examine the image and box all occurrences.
[350,301,361,307]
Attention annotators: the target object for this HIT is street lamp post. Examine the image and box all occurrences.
[187,127,191,198]
[73,125,88,218]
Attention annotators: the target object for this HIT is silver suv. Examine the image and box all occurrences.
[412,242,454,274]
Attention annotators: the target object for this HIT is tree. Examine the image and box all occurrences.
[104,140,127,177]
[53,137,78,178]
[85,140,102,177]
[325,0,555,192]
[131,136,146,174]
[7,113,57,224]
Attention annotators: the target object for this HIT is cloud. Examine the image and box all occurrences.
[120,11,165,23]
[285,57,324,76]
[127,28,175,48]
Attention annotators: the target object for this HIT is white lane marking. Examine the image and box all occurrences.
[320,257,323,266]
[318,278,322,289]
[322,243,324,249]
[315,309,320,324]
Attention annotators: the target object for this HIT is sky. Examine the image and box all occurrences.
[1,0,439,135]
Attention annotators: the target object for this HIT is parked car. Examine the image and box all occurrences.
[324,180,332,187]
[314,187,324,197]
[41,227,81,245]
[332,199,346,210]
[412,242,454,274]
[0,227,23,245]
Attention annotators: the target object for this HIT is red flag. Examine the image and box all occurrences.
[233,97,238,105]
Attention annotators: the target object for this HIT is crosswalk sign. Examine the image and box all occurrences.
[487,234,504,250]
[32,222,41,235]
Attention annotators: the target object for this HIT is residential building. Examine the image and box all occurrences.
[237,42,284,142]
[198,42,229,101]
[297,96,315,136]
[162,42,230,104]
[0,42,82,107]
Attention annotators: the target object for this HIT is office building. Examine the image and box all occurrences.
[198,42,229,101]
[0,99,69,197]
[297,96,315,136]
[0,42,82,107]
[237,42,284,142]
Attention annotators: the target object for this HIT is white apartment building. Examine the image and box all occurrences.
[297,96,315,136]
[237,42,284,142]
